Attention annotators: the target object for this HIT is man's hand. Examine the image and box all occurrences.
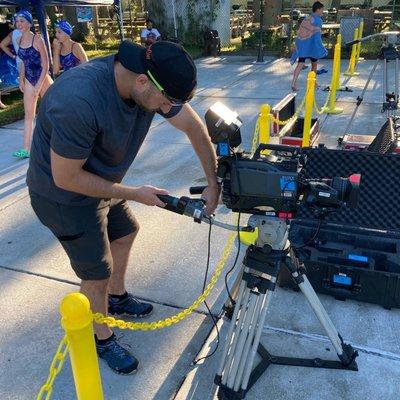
[130,185,169,207]
[201,185,220,216]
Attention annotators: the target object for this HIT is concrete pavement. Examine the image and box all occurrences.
[0,55,399,400]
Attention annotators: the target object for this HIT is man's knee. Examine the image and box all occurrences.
[111,230,139,248]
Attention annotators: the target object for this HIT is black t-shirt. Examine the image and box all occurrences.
[27,55,181,205]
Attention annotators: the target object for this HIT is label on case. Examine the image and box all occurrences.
[333,274,352,286]
[348,254,368,263]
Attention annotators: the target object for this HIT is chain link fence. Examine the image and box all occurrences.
[287,0,399,57]
[143,0,256,48]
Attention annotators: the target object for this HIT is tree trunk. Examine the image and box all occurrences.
[92,6,100,38]
[253,0,260,23]
[264,0,281,27]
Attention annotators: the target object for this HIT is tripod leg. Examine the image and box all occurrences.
[220,286,252,385]
[343,57,380,134]
[239,284,274,392]
[287,260,358,366]
[395,58,399,106]
[383,59,387,104]
[232,290,267,391]
[217,280,247,377]
[226,293,260,388]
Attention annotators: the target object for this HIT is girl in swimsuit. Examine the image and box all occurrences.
[13,10,53,159]
[52,20,88,76]
[290,1,327,92]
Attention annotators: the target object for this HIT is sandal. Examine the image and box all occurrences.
[12,149,30,159]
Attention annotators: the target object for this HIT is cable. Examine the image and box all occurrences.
[224,212,241,306]
[193,216,220,363]
[291,217,322,251]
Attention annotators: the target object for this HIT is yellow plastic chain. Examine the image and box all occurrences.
[270,95,306,126]
[36,336,69,400]
[93,233,237,331]
[313,92,330,115]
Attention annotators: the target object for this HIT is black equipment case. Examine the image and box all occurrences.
[281,147,400,309]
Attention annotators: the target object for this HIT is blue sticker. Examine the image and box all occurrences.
[333,274,352,286]
[280,176,296,191]
[348,254,368,263]
[218,142,229,156]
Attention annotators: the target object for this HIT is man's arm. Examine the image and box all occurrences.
[0,34,15,59]
[167,104,220,215]
[51,150,168,207]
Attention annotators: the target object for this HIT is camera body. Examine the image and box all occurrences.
[217,151,302,213]
[205,102,360,215]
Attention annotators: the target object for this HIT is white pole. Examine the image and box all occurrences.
[172,0,178,38]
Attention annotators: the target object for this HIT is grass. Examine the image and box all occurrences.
[0,40,204,127]
[0,90,24,127]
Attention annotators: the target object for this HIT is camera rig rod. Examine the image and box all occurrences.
[157,194,244,232]
[346,31,400,47]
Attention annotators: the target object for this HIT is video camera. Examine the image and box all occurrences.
[158,102,360,224]
[195,102,361,216]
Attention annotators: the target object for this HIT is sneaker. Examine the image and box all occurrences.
[12,148,30,159]
[108,292,153,318]
[96,334,139,374]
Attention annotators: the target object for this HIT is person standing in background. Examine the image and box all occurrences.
[52,20,88,76]
[12,10,53,159]
[140,19,161,47]
[0,15,22,108]
[290,1,327,91]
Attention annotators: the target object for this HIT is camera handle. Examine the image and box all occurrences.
[253,143,301,159]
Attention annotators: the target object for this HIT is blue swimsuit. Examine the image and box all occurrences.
[60,43,81,71]
[18,35,42,86]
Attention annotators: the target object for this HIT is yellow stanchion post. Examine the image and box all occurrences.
[258,104,271,154]
[60,293,104,400]
[322,34,343,114]
[302,71,316,147]
[344,28,360,76]
[356,20,364,62]
[335,34,342,89]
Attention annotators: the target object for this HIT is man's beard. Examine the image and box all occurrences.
[130,88,158,112]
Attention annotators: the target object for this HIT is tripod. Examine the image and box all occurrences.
[215,215,358,400]
[380,41,400,117]
[343,33,400,136]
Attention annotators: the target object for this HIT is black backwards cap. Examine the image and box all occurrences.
[117,40,197,103]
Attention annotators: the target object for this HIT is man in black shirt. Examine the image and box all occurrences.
[28,40,219,374]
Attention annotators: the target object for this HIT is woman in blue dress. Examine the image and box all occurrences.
[13,10,53,159]
[52,20,88,76]
[291,2,327,91]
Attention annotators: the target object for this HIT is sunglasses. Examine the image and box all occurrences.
[146,70,185,106]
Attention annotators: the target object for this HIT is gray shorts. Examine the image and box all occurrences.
[30,191,139,281]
